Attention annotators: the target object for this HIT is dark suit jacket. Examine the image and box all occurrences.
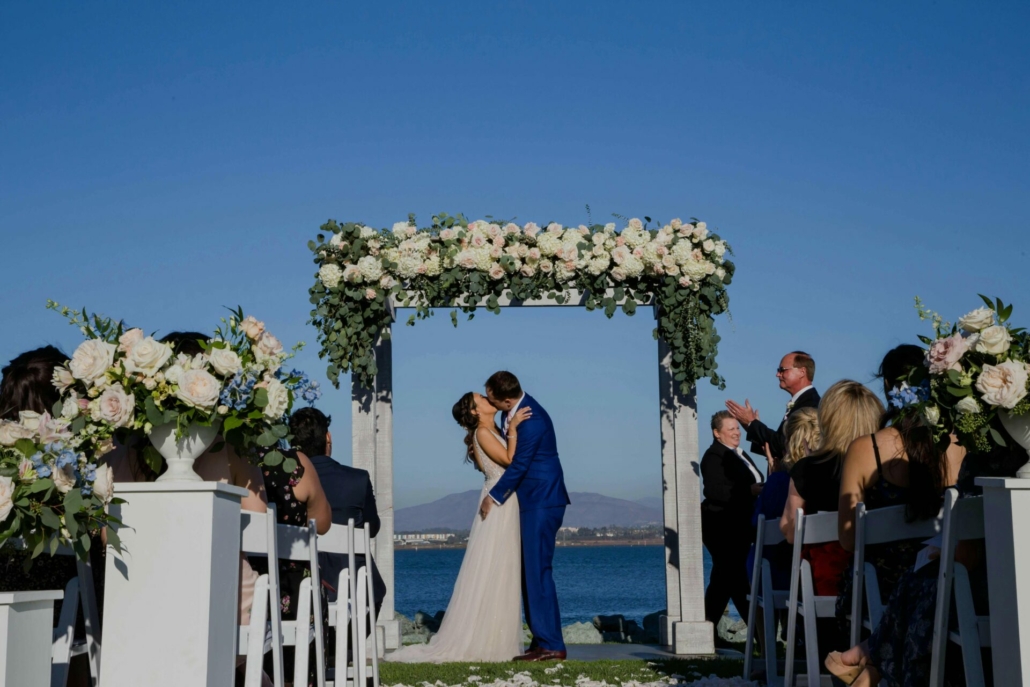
[308,455,386,607]
[745,387,821,460]
[488,394,571,510]
[700,441,763,523]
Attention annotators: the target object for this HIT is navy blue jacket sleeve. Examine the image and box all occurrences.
[363,475,381,538]
[488,413,544,504]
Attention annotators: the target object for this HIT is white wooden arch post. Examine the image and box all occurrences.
[353,290,713,655]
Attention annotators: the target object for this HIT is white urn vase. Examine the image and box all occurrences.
[998,410,1030,478]
[150,421,220,482]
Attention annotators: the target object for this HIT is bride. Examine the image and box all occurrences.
[387,391,530,663]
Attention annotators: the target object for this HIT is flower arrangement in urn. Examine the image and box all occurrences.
[48,302,320,478]
[308,212,734,394]
[892,296,1030,468]
[0,410,119,561]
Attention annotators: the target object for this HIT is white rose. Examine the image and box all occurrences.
[53,464,76,494]
[958,307,994,333]
[18,411,41,431]
[702,239,715,253]
[164,364,185,386]
[263,379,290,419]
[92,464,114,505]
[955,396,981,414]
[628,218,643,230]
[240,315,265,340]
[124,337,173,377]
[488,264,505,280]
[0,420,35,447]
[319,263,343,289]
[207,345,243,377]
[93,384,135,428]
[60,392,81,420]
[975,360,1029,409]
[69,339,116,384]
[52,366,74,392]
[254,332,284,363]
[923,405,941,426]
[974,325,1012,356]
[118,328,144,354]
[0,476,13,523]
[175,369,221,410]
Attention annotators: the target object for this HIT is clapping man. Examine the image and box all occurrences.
[725,351,820,464]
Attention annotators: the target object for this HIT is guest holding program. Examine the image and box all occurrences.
[726,351,821,462]
[700,410,764,640]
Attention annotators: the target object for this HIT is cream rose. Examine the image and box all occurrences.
[974,325,1012,356]
[955,396,981,414]
[118,328,144,354]
[263,379,290,420]
[241,316,266,340]
[92,464,114,505]
[175,369,221,410]
[0,476,13,523]
[52,366,75,392]
[124,337,173,377]
[53,464,76,495]
[254,332,284,363]
[0,420,35,447]
[975,361,1029,409]
[208,345,243,377]
[93,384,135,428]
[958,307,994,333]
[164,364,185,386]
[60,392,81,420]
[69,339,116,384]
[18,411,41,431]
[923,405,941,426]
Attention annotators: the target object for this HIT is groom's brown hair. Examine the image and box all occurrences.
[485,371,522,400]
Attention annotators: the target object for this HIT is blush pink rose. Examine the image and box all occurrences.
[925,334,972,375]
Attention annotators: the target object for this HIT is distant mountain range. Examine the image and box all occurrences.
[395,490,664,532]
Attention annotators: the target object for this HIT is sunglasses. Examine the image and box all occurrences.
[776,366,799,374]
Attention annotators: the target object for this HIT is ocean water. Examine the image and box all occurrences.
[394,544,734,625]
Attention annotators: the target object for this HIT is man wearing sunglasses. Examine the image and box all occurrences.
[725,351,820,463]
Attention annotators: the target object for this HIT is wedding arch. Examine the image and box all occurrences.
[306,213,734,655]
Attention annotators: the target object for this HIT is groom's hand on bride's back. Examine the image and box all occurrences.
[479,496,494,519]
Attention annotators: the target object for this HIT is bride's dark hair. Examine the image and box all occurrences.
[452,392,482,472]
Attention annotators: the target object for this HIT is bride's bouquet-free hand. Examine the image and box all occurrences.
[48,302,320,476]
[0,410,120,562]
[894,296,1030,456]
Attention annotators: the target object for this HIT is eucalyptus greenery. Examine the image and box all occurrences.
[308,213,733,395]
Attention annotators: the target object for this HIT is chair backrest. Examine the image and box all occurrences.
[800,511,839,545]
[317,523,368,556]
[763,516,787,545]
[240,509,319,561]
[858,502,943,546]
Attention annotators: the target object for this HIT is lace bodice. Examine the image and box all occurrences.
[473,430,507,488]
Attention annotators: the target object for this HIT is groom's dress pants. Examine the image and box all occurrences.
[521,505,566,652]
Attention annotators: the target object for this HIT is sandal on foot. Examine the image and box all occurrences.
[824,651,866,685]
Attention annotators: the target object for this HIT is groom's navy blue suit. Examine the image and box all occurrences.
[489,394,571,653]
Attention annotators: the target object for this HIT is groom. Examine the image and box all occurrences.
[479,371,571,661]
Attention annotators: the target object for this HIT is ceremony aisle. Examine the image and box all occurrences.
[379,658,753,687]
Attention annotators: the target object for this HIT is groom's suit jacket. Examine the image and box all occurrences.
[745,387,820,461]
[488,394,571,510]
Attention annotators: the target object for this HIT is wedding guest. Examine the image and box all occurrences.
[780,380,884,659]
[700,411,764,636]
[289,406,385,611]
[726,351,821,462]
[746,407,822,591]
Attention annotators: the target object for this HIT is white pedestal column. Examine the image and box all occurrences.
[0,590,64,687]
[977,476,1030,687]
[100,482,247,687]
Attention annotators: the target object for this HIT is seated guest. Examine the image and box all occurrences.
[701,411,764,636]
[747,406,821,591]
[727,350,821,462]
[289,407,386,612]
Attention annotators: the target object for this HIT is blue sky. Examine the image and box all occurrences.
[2,2,1028,507]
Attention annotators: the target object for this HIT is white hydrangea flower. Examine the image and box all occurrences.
[357,256,384,282]
[682,259,710,281]
[329,233,345,247]
[555,261,576,283]
[474,248,493,272]
[713,241,727,258]
[396,255,422,279]
[587,256,610,275]
[424,255,442,276]
[670,241,694,265]
[392,222,410,236]
[359,226,376,239]
[319,263,343,288]
[537,234,561,257]
[622,255,645,277]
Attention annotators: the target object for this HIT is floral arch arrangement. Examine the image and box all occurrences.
[307,213,734,394]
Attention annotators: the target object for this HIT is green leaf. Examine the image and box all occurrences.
[282,457,298,474]
[263,450,284,467]
[40,507,62,530]
[71,415,86,434]
[254,388,269,408]
[65,512,79,539]
[947,385,973,397]
[978,294,995,310]
[256,430,278,447]
[142,446,164,475]
[145,397,166,427]
[989,427,1007,447]
[64,488,84,515]
[14,439,37,458]
[106,526,122,553]
[28,478,54,494]
[272,424,289,438]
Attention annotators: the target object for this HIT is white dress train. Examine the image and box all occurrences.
[387,431,523,663]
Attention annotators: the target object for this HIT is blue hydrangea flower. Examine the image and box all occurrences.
[81,486,93,498]
[55,449,78,470]
[219,370,259,411]
[277,368,321,405]
[83,463,97,483]
[888,382,930,409]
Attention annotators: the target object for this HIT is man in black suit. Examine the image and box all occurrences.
[700,411,765,632]
[725,350,821,462]
[289,407,386,612]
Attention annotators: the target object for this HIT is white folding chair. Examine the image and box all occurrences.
[50,557,102,687]
[849,502,943,646]
[240,506,326,687]
[743,514,788,687]
[319,520,379,687]
[784,510,839,687]
[930,491,988,687]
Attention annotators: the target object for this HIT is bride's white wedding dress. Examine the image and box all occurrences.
[387,431,523,663]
